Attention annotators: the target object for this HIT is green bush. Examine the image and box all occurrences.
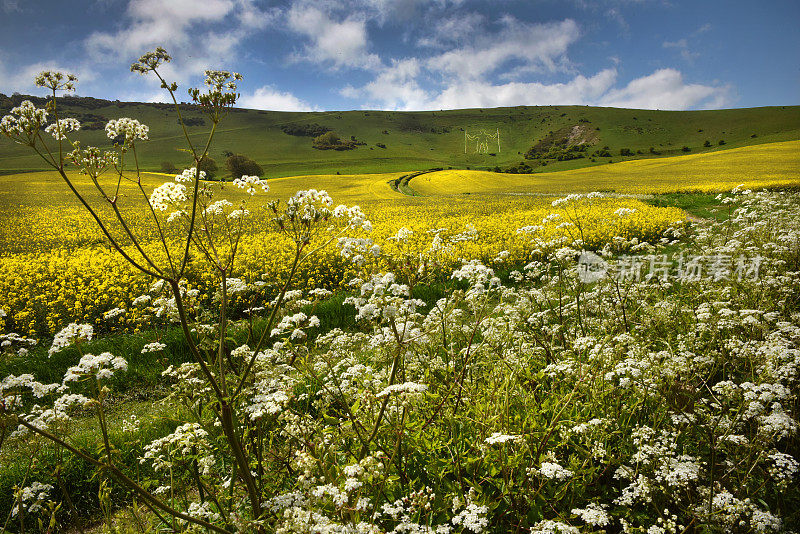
[160,161,177,174]
[197,155,217,179]
[225,153,264,179]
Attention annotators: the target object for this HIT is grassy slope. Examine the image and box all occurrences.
[1,101,798,177]
[409,140,800,196]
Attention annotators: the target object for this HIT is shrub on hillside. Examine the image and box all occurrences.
[160,161,177,174]
[226,153,263,178]
[197,155,217,179]
[281,123,330,137]
[312,131,363,151]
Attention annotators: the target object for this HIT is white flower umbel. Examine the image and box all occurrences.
[571,503,610,527]
[376,381,428,398]
[233,175,268,195]
[11,481,53,518]
[537,461,574,481]
[149,181,187,211]
[49,323,93,356]
[105,117,149,145]
[44,117,80,140]
[62,352,128,382]
[174,167,206,182]
[485,432,523,445]
[141,342,167,353]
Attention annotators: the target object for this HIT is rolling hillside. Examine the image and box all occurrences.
[409,140,800,196]
[1,92,798,178]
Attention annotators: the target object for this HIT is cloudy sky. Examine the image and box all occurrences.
[1,0,797,111]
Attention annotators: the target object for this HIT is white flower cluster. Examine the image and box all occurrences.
[0,101,48,140]
[11,481,53,518]
[1,374,60,411]
[233,174,269,195]
[44,117,80,140]
[141,341,166,353]
[122,414,141,433]
[537,461,574,481]
[103,307,125,319]
[63,352,128,382]
[614,207,637,217]
[271,312,320,342]
[390,226,413,241]
[765,450,798,488]
[105,117,149,144]
[552,192,603,207]
[149,181,187,211]
[484,432,522,445]
[345,273,424,324]
[338,236,380,265]
[530,520,579,534]
[49,322,93,356]
[376,381,428,398]
[1,331,38,357]
[203,199,232,216]
[67,144,119,176]
[35,71,77,91]
[333,203,372,231]
[571,503,610,527]
[174,167,206,182]
[142,422,214,475]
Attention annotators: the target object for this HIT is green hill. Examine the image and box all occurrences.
[1,92,798,178]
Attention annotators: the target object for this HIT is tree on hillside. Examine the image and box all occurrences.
[160,161,177,174]
[226,154,264,179]
[314,131,341,147]
[197,155,218,179]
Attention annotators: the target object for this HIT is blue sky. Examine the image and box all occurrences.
[0,0,797,111]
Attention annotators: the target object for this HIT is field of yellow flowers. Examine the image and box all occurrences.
[412,140,800,196]
[0,169,687,337]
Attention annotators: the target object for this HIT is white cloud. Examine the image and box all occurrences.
[84,0,275,85]
[239,86,317,111]
[345,58,430,109]
[417,12,485,48]
[0,59,96,96]
[599,68,733,110]
[347,63,733,111]
[663,38,699,62]
[425,17,580,81]
[286,4,381,70]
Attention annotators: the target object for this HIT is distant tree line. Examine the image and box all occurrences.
[281,123,331,137]
[312,131,365,151]
[160,153,263,180]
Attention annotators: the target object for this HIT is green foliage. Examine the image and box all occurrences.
[280,123,330,137]
[225,153,263,179]
[1,95,798,177]
[312,130,364,151]
[159,161,177,174]
[197,155,217,179]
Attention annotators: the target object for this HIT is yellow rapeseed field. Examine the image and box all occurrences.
[411,140,800,196]
[0,169,686,336]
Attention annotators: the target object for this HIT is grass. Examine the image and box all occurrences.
[645,192,731,221]
[1,99,798,178]
[408,140,800,196]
